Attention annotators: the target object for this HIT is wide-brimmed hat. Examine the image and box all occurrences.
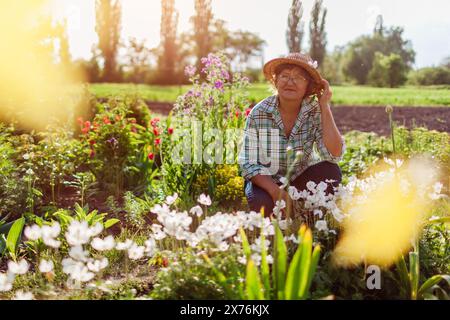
[263,52,323,96]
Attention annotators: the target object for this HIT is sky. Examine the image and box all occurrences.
[52,0,450,69]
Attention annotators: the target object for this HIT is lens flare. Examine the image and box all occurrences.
[333,157,443,268]
[0,0,86,131]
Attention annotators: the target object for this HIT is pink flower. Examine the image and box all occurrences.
[214,80,224,91]
[184,65,196,77]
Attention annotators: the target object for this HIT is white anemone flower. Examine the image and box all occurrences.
[315,220,329,232]
[313,209,323,219]
[69,245,89,262]
[13,290,34,300]
[87,258,109,273]
[288,186,301,200]
[69,265,95,282]
[128,244,145,260]
[38,259,54,273]
[7,259,29,275]
[279,177,288,189]
[89,223,104,237]
[115,239,133,250]
[65,220,92,246]
[189,205,203,217]
[41,222,61,239]
[43,237,61,249]
[144,238,157,256]
[165,193,178,205]
[24,225,41,241]
[151,224,167,240]
[91,235,115,251]
[197,193,212,206]
[0,273,13,292]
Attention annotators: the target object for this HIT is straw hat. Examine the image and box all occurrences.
[263,52,324,96]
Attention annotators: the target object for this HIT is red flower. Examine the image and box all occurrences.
[150,118,160,127]
[153,128,160,136]
[81,127,90,134]
[148,153,154,160]
[84,121,91,128]
[162,257,169,267]
[235,110,240,118]
[89,140,96,145]
[155,138,161,145]
[103,116,111,125]
[168,127,174,135]
[245,108,252,117]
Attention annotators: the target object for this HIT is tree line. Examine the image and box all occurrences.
[49,0,450,87]
[285,0,449,87]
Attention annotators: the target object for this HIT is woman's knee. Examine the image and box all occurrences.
[245,181,274,216]
[293,161,342,193]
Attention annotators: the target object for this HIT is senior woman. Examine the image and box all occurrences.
[238,52,346,216]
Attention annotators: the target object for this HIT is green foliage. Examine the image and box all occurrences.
[82,100,159,198]
[162,53,251,198]
[236,223,321,300]
[343,26,415,85]
[368,52,408,88]
[52,203,119,230]
[408,66,450,86]
[151,246,245,300]
[395,247,450,300]
[0,126,29,221]
[192,165,246,208]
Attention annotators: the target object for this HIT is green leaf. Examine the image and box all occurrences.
[239,228,251,259]
[298,228,313,299]
[409,251,419,300]
[259,229,271,298]
[284,241,302,300]
[272,222,287,300]
[104,218,120,229]
[395,255,411,298]
[6,217,25,259]
[419,275,450,298]
[245,259,264,300]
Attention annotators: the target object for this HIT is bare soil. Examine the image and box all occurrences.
[147,101,450,136]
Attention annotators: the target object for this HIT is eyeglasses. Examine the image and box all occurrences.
[278,73,308,84]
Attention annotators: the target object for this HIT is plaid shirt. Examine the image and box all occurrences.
[238,95,345,183]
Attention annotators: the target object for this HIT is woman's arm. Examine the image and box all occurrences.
[318,79,344,158]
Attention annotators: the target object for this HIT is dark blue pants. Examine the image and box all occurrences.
[244,161,342,215]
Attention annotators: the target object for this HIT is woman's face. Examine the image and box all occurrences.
[275,66,310,101]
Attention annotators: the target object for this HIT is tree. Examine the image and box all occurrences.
[343,26,415,85]
[191,0,213,75]
[54,19,71,67]
[156,0,179,84]
[286,0,304,53]
[95,0,122,82]
[368,52,408,87]
[123,38,153,83]
[373,14,384,36]
[309,0,327,67]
